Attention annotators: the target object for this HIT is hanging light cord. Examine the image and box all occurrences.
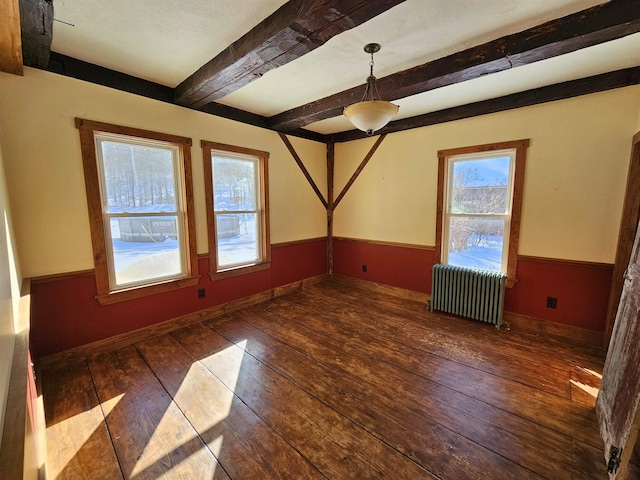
[361,49,381,102]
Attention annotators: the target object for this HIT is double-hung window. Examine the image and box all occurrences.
[77,119,199,304]
[202,141,270,278]
[436,140,529,286]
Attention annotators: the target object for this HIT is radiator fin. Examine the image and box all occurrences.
[431,264,506,328]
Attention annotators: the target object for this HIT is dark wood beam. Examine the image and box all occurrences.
[48,52,175,103]
[174,0,406,108]
[269,0,640,131]
[279,132,328,209]
[42,59,640,146]
[328,66,640,143]
[201,102,325,142]
[0,0,22,75]
[46,52,325,143]
[19,0,52,68]
[327,142,334,274]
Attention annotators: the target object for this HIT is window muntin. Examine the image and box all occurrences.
[443,151,515,273]
[95,134,189,289]
[202,141,270,278]
[76,118,199,304]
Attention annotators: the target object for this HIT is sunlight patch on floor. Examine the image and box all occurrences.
[129,403,209,478]
[203,339,248,392]
[174,362,236,426]
[208,434,225,458]
[100,392,124,416]
[128,341,248,477]
[578,367,602,379]
[570,379,600,399]
[47,400,121,479]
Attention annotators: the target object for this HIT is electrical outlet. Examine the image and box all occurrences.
[362,265,367,272]
[546,296,557,309]
[198,288,205,299]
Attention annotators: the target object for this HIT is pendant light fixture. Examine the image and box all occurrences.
[343,43,399,135]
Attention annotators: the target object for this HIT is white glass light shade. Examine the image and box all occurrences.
[344,100,399,135]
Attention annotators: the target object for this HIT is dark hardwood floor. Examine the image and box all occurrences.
[40,280,635,479]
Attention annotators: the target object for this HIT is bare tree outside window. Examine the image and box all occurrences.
[445,155,513,272]
[437,139,529,285]
[102,142,176,210]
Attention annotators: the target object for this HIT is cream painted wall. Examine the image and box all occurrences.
[334,85,640,263]
[0,123,23,452]
[0,68,327,277]
[334,130,437,246]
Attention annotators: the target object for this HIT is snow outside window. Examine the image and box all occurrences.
[436,139,529,286]
[202,141,270,278]
[212,154,261,270]
[443,150,515,273]
[95,134,190,290]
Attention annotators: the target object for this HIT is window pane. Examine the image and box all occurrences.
[216,213,259,268]
[110,216,182,286]
[212,156,257,211]
[447,216,505,272]
[101,141,177,213]
[451,157,510,214]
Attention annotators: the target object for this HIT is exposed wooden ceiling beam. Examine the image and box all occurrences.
[46,52,325,143]
[269,0,640,131]
[44,51,640,145]
[19,0,52,68]
[327,66,640,143]
[0,0,22,75]
[174,0,407,109]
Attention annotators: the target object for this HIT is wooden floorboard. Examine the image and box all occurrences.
[87,346,227,479]
[40,361,123,480]
[213,311,550,479]
[40,280,614,479]
[292,286,574,398]
[136,334,323,479]
[321,281,604,369]
[226,304,596,479]
[269,288,601,444]
[172,322,435,479]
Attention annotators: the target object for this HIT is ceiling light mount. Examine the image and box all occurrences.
[344,43,399,136]
[363,42,381,56]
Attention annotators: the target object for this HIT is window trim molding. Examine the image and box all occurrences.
[435,139,529,287]
[201,140,271,281]
[76,118,200,304]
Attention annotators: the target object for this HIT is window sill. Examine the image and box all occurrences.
[208,261,271,282]
[95,275,201,305]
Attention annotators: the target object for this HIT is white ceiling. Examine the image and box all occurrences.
[50,0,640,135]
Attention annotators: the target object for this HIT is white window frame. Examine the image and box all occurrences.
[442,149,516,274]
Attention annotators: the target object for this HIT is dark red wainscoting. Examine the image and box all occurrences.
[332,238,612,332]
[30,239,327,358]
[333,239,435,293]
[504,258,613,332]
